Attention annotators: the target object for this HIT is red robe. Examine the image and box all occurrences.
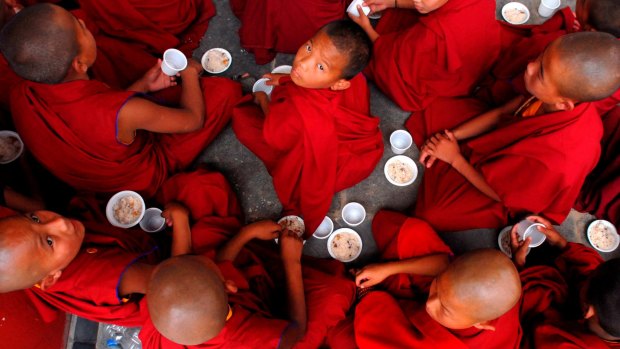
[364,0,501,112]
[518,243,619,348]
[10,77,240,197]
[232,75,383,236]
[414,98,602,231]
[229,0,346,64]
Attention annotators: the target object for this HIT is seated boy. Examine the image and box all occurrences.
[355,248,523,348]
[232,20,383,236]
[414,32,620,231]
[349,0,502,112]
[230,0,346,64]
[0,4,241,197]
[139,220,356,348]
[0,168,241,327]
[511,215,620,347]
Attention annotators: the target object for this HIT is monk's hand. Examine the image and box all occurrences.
[527,215,568,249]
[348,5,372,30]
[355,263,390,288]
[422,130,462,166]
[419,147,437,168]
[253,91,269,105]
[363,0,392,12]
[139,59,178,93]
[262,73,286,86]
[280,229,304,263]
[162,202,190,228]
[510,225,530,269]
[242,220,281,241]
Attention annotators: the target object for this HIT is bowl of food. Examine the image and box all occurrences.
[313,216,334,239]
[502,2,530,25]
[384,155,418,186]
[276,215,306,244]
[328,228,363,262]
[587,220,619,253]
[106,191,145,228]
[0,130,24,164]
[201,48,232,74]
[498,225,530,258]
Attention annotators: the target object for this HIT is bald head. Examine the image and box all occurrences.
[0,3,78,83]
[589,0,620,37]
[147,255,228,345]
[551,32,620,102]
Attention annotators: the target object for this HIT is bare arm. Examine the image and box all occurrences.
[162,203,192,256]
[3,187,45,213]
[117,60,205,144]
[452,96,523,141]
[118,262,156,296]
[356,253,449,287]
[216,220,281,262]
[451,156,500,201]
[278,230,306,349]
[253,92,270,116]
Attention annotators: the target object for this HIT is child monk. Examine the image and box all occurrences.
[0,4,241,197]
[511,215,620,347]
[349,0,502,112]
[355,248,523,348]
[232,20,383,236]
[414,32,620,231]
[138,221,356,348]
[230,0,346,64]
[0,168,241,327]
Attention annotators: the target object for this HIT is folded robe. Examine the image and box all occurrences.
[232,74,383,236]
[414,97,602,231]
[11,77,240,197]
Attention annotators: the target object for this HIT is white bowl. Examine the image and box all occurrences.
[313,216,334,239]
[342,202,366,227]
[106,191,145,228]
[502,2,530,25]
[139,207,166,233]
[384,155,418,186]
[276,215,305,244]
[0,130,24,164]
[252,78,274,96]
[201,48,232,74]
[271,65,292,74]
[587,220,619,253]
[328,228,363,262]
[498,225,530,258]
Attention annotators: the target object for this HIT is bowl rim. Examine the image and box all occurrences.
[0,130,24,164]
[587,219,619,253]
[498,225,530,257]
[327,228,363,262]
[501,2,531,25]
[252,78,275,95]
[202,47,232,74]
[271,65,292,74]
[139,207,165,233]
[342,202,366,226]
[384,155,418,186]
[106,190,146,228]
[313,216,334,239]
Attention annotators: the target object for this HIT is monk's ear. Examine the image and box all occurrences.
[330,79,351,91]
[70,57,89,76]
[584,305,596,319]
[224,280,238,294]
[553,98,576,111]
[38,270,63,291]
[473,321,496,331]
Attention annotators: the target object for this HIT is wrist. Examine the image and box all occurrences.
[282,258,302,267]
[450,154,466,168]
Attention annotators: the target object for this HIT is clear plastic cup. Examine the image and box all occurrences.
[161,49,188,76]
[538,0,560,17]
[347,0,371,17]
[516,219,547,248]
[139,208,166,233]
[342,202,366,227]
[389,130,413,155]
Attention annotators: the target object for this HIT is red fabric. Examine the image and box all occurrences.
[354,291,522,349]
[229,0,346,64]
[364,0,501,112]
[576,106,620,226]
[414,98,602,231]
[232,75,383,235]
[0,54,21,112]
[532,322,620,349]
[10,77,240,197]
[371,210,452,297]
[76,0,214,57]
[25,222,157,327]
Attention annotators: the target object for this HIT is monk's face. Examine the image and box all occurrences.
[291,31,349,89]
[412,0,450,14]
[524,43,567,104]
[0,211,85,291]
[425,273,478,329]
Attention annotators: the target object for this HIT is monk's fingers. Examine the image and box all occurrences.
[526,215,551,228]
[509,226,521,249]
[425,156,437,168]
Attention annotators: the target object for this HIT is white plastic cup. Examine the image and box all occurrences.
[162,49,188,76]
[252,78,274,96]
[538,0,560,17]
[342,202,366,227]
[313,216,334,239]
[347,0,371,17]
[516,219,547,248]
[139,208,166,233]
[389,130,413,155]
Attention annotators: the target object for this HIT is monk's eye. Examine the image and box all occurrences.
[30,214,40,223]
[46,237,54,247]
[306,44,311,52]
[317,64,324,71]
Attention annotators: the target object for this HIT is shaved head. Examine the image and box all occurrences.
[589,0,620,37]
[147,255,228,345]
[426,249,521,329]
[552,32,620,102]
[0,3,78,83]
